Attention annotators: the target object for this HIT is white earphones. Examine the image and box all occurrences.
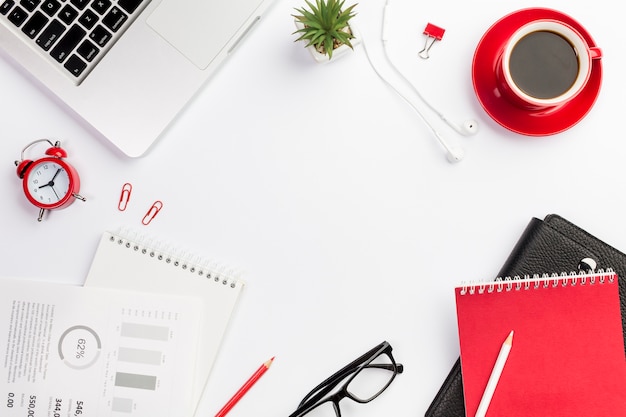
[443,118,480,137]
[373,0,479,162]
[434,130,466,162]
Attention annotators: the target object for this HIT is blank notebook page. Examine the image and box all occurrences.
[455,272,626,417]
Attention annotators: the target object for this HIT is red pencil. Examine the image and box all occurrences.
[214,357,275,417]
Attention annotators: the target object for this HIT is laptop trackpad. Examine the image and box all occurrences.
[147,0,262,70]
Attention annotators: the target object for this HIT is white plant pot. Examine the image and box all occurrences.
[294,20,360,63]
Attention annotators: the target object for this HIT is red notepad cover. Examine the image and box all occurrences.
[455,272,626,417]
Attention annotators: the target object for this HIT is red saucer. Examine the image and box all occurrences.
[472,8,602,136]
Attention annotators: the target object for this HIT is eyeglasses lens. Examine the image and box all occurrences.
[347,352,396,401]
[299,400,338,417]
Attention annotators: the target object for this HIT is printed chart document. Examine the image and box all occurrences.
[85,231,245,410]
[0,277,203,417]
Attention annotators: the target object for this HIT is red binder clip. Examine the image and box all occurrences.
[419,23,445,59]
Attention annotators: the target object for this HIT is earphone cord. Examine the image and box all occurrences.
[379,2,456,129]
[354,4,459,156]
[357,26,447,146]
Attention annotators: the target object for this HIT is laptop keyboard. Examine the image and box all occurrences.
[1,0,150,84]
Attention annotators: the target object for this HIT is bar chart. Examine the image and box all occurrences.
[106,316,197,416]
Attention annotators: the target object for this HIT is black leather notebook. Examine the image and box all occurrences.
[424,214,626,417]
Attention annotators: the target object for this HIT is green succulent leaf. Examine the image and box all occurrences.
[292,0,357,59]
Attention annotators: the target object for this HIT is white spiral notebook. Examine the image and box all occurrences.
[85,230,244,412]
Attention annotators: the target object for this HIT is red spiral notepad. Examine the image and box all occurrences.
[455,271,626,417]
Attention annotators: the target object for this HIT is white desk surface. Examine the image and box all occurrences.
[1,0,624,416]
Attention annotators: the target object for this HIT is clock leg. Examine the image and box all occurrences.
[37,208,45,222]
[72,193,87,202]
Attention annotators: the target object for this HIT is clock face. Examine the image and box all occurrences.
[25,160,73,207]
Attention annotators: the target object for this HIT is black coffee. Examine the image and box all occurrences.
[509,30,579,99]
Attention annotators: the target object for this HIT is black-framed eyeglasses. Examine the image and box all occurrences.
[288,341,404,417]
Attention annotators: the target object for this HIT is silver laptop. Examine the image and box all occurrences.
[0,0,274,157]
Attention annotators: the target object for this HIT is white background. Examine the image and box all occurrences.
[1,0,624,416]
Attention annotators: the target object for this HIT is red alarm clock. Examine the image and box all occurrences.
[15,139,86,221]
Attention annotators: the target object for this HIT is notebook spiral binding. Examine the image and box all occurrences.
[109,229,243,289]
[459,269,615,296]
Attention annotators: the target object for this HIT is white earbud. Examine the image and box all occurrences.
[447,146,465,163]
[441,118,480,137]
[459,119,479,136]
[434,130,465,163]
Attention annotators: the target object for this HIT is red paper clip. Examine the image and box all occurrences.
[142,200,163,225]
[419,23,445,59]
[118,183,132,211]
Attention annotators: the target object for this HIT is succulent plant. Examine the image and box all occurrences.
[293,0,358,59]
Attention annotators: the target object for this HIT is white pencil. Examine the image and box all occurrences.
[475,330,513,417]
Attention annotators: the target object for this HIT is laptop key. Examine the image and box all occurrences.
[90,0,111,15]
[89,24,111,47]
[76,39,98,61]
[22,10,48,38]
[8,6,28,26]
[36,18,65,50]
[50,24,85,62]
[102,6,126,32]
[77,8,97,29]
[117,0,142,14]
[1,0,15,15]
[19,0,40,12]
[58,4,78,24]
[64,54,87,76]
[41,0,60,17]
[69,0,88,10]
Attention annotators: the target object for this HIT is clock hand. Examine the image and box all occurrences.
[38,169,62,189]
[50,168,61,182]
[51,186,60,200]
